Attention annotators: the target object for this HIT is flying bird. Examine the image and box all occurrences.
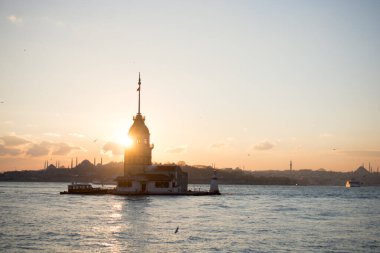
[174,226,179,234]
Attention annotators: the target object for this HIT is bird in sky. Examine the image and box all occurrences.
[175,226,179,234]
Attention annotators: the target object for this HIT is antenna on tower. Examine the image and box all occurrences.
[137,72,141,114]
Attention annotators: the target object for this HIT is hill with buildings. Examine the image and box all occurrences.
[0,161,379,186]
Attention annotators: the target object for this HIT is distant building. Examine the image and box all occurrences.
[116,74,188,194]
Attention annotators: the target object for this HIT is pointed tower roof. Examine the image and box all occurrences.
[129,114,150,135]
[129,73,150,136]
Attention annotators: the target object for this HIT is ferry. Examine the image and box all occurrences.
[345,179,361,188]
[60,182,111,194]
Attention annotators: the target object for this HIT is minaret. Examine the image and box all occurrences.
[290,160,292,171]
[71,158,73,169]
[124,73,154,176]
[100,157,103,165]
[76,157,78,167]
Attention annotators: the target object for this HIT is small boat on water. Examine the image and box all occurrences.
[345,179,361,188]
[60,182,111,194]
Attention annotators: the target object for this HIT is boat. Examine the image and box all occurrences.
[60,182,111,194]
[345,179,361,188]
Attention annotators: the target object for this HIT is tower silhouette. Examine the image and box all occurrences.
[124,73,154,176]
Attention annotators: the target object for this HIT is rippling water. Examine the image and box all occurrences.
[0,182,379,252]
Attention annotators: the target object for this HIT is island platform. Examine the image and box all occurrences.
[60,183,220,196]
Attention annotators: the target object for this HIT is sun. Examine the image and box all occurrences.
[113,128,134,148]
[122,136,133,147]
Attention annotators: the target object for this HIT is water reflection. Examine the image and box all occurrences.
[115,197,151,251]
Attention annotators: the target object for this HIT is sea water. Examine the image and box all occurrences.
[0,182,379,252]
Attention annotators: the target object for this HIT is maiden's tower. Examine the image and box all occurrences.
[60,74,219,196]
[115,74,188,194]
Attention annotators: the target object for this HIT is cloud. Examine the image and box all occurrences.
[0,121,14,125]
[209,142,226,149]
[26,142,50,157]
[166,145,187,154]
[102,142,123,156]
[0,134,82,157]
[51,142,81,156]
[319,133,333,138]
[340,150,380,158]
[26,123,39,128]
[69,133,85,138]
[44,132,61,137]
[0,144,23,156]
[39,16,64,27]
[209,138,235,150]
[254,140,275,151]
[25,141,81,157]
[0,135,30,146]
[7,15,23,24]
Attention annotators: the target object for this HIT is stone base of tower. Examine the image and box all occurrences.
[116,165,188,194]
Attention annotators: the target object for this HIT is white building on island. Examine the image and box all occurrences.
[116,73,188,194]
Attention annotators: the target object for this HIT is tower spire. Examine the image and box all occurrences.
[137,72,141,114]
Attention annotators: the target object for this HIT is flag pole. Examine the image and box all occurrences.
[138,72,141,114]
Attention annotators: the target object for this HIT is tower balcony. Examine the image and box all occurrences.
[133,115,145,121]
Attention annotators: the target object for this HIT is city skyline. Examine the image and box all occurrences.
[1,0,380,172]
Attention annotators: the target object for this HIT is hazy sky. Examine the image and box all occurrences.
[1,0,379,172]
